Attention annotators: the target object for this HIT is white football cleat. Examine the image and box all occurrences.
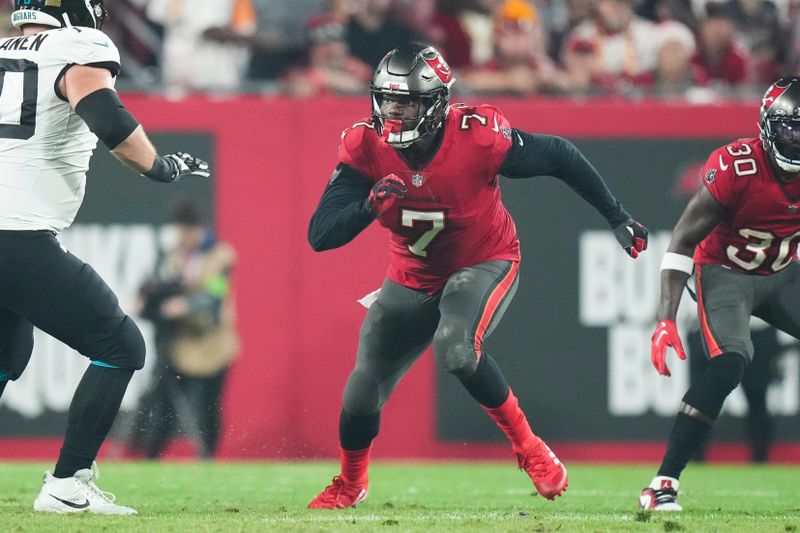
[33,463,136,515]
[638,476,682,511]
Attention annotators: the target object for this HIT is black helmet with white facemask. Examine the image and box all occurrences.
[11,0,107,30]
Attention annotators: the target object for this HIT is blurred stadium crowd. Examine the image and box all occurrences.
[0,0,796,100]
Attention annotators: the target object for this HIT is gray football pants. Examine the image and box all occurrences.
[342,260,519,416]
[696,262,800,361]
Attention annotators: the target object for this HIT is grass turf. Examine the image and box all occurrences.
[0,461,798,532]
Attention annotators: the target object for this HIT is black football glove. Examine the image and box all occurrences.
[365,174,407,215]
[613,218,648,259]
[143,152,210,183]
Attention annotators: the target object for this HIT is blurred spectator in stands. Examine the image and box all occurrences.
[460,0,570,95]
[690,2,749,92]
[637,0,697,30]
[651,20,705,98]
[562,0,658,95]
[725,0,788,86]
[429,0,504,69]
[130,201,239,460]
[429,0,474,69]
[195,0,334,83]
[0,4,16,37]
[343,0,420,69]
[790,1,800,74]
[280,16,372,98]
[147,0,254,96]
[242,0,330,82]
[103,0,162,84]
[391,0,437,33]
[542,0,593,65]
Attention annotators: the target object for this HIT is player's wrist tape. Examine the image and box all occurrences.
[660,252,694,274]
[74,88,139,150]
[143,155,177,183]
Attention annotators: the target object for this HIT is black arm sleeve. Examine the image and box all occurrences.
[74,88,139,150]
[308,163,375,251]
[500,130,631,227]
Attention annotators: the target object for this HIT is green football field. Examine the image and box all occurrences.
[0,461,798,532]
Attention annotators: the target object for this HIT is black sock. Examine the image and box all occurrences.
[340,409,380,451]
[54,365,134,478]
[458,354,509,408]
[656,352,747,479]
[657,412,713,479]
[746,400,771,463]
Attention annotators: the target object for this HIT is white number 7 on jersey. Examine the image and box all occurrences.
[402,209,445,257]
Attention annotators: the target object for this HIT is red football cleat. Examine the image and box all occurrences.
[307,475,368,509]
[516,437,568,500]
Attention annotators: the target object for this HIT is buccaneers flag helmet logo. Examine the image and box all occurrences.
[423,53,452,84]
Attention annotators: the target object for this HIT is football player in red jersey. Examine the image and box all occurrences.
[640,77,800,511]
[307,43,647,509]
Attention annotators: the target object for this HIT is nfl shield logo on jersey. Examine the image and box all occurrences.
[412,173,424,187]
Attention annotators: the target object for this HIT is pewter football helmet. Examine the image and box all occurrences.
[760,77,800,173]
[370,43,455,147]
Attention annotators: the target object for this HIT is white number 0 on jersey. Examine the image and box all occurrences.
[0,59,38,140]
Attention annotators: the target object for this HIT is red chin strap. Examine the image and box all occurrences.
[381,119,404,143]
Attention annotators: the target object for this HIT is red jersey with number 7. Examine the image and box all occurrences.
[338,104,519,293]
[696,137,800,274]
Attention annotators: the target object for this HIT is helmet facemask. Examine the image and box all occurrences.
[760,77,800,174]
[763,119,800,172]
[371,88,449,148]
[89,0,108,30]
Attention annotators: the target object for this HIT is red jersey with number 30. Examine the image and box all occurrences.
[695,137,800,274]
[338,104,518,293]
